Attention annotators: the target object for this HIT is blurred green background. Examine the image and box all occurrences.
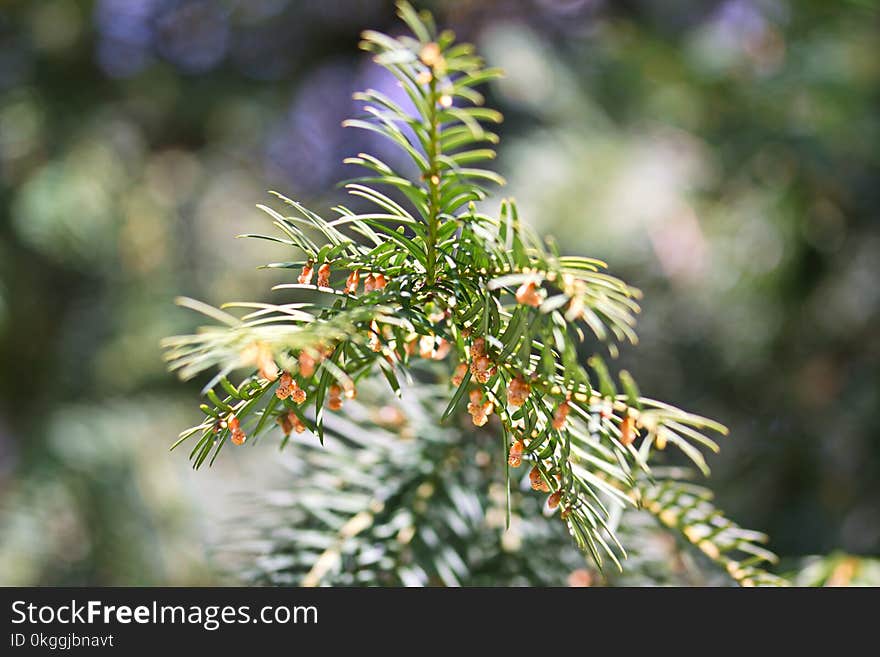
[1,0,878,585]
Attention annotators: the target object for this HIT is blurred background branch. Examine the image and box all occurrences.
[1,0,878,584]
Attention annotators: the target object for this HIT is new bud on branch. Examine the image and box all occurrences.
[159,1,761,580]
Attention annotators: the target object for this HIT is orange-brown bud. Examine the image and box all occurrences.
[229,415,245,445]
[291,413,306,434]
[298,351,316,378]
[515,281,542,307]
[241,342,278,381]
[508,440,524,468]
[567,569,592,587]
[551,401,570,431]
[529,466,544,491]
[620,414,636,446]
[419,42,442,67]
[317,263,331,288]
[451,362,468,386]
[297,262,313,285]
[327,385,342,411]
[277,414,293,436]
[507,377,531,407]
[344,269,360,294]
[275,372,293,400]
[471,354,491,375]
[258,352,278,382]
[432,339,450,360]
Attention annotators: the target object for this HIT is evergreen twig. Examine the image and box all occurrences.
[162,2,781,582]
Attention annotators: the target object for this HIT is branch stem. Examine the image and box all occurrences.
[425,74,441,286]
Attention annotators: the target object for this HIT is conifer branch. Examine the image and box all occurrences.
[637,479,788,586]
[223,384,785,586]
[162,1,773,578]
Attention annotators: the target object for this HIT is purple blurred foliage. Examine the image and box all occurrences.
[265,60,358,191]
[95,0,230,77]
[264,54,424,195]
[94,0,159,77]
[154,0,230,74]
